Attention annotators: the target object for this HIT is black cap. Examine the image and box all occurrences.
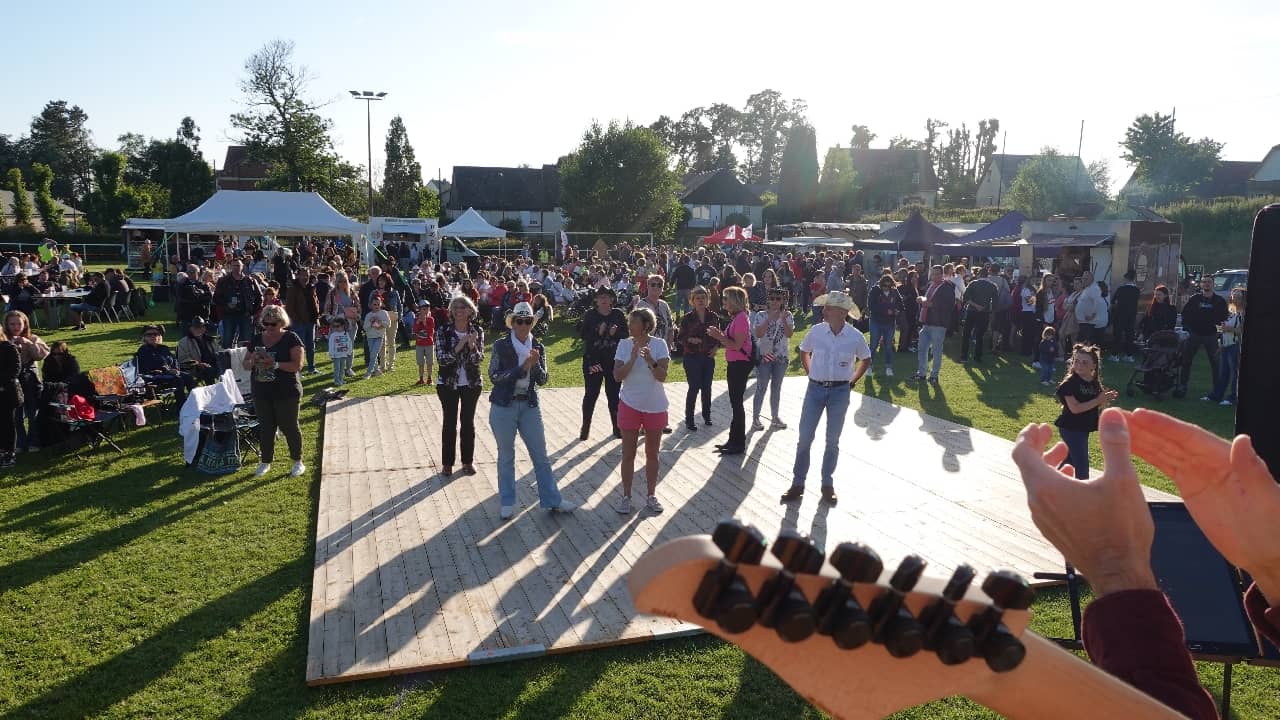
[141,324,164,336]
[190,316,208,327]
[595,286,617,299]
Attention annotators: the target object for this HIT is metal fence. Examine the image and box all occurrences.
[0,241,125,261]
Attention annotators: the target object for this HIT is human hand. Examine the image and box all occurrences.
[639,346,651,362]
[630,341,643,359]
[707,326,724,340]
[609,324,618,336]
[1100,389,1119,406]
[1012,409,1157,597]
[1126,408,1280,603]
[525,348,541,368]
[598,323,607,336]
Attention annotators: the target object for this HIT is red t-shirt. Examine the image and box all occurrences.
[489,285,508,307]
[413,314,436,347]
[514,291,533,304]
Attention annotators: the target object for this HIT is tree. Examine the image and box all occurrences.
[229,40,342,196]
[115,118,215,218]
[381,115,424,217]
[816,146,859,220]
[26,100,96,204]
[86,152,154,232]
[1006,147,1101,219]
[30,163,64,234]
[1120,112,1223,204]
[850,125,876,150]
[6,168,33,226]
[738,90,807,184]
[497,217,525,233]
[1088,160,1112,199]
[888,135,925,151]
[929,117,1000,208]
[559,120,685,240]
[775,123,819,223]
[418,186,442,221]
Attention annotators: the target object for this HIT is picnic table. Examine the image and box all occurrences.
[36,289,89,328]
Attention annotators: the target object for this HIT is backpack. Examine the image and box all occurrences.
[130,288,149,316]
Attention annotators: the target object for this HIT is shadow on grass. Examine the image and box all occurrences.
[7,559,304,720]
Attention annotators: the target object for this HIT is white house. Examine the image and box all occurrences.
[680,169,764,229]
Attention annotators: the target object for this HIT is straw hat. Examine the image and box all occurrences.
[813,291,862,320]
[505,301,536,328]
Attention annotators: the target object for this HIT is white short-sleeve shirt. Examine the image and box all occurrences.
[614,335,671,413]
[798,321,871,383]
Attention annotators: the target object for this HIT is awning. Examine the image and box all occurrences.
[1026,233,1113,257]
[382,223,430,234]
[935,242,1022,258]
[958,210,1026,245]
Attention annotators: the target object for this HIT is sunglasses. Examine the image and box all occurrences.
[513,318,534,326]
[261,322,279,328]
[144,333,161,338]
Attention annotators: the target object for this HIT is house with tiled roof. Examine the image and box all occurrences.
[1247,145,1280,198]
[1119,159,1263,203]
[0,190,83,231]
[680,168,763,229]
[215,145,270,191]
[445,165,564,233]
[976,153,1087,207]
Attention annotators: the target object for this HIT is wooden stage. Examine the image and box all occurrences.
[307,376,1175,685]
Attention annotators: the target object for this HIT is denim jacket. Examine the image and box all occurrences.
[488,334,548,408]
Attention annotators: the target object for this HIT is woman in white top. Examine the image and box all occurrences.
[613,307,670,515]
[751,287,794,431]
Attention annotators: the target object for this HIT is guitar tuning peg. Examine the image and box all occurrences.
[920,564,978,666]
[814,542,882,650]
[756,531,824,643]
[694,519,767,634]
[969,570,1035,673]
[867,555,927,658]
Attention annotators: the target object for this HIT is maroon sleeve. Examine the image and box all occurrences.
[1243,582,1280,653]
[1083,589,1218,720]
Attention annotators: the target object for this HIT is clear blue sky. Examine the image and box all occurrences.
[6,0,1279,193]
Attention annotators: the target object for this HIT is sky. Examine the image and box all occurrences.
[6,0,1279,195]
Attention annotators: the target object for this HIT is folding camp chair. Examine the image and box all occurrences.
[47,402,124,455]
[89,364,162,423]
[121,359,178,416]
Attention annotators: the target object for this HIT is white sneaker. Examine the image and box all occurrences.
[290,461,306,477]
[1219,400,1233,406]
[751,418,765,431]
[884,367,894,377]
[646,495,664,514]
[500,505,514,520]
[254,462,271,476]
[1032,362,1041,369]
[551,501,576,513]
[1200,395,1213,401]
[616,495,633,514]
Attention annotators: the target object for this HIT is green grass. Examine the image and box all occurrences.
[0,297,1275,720]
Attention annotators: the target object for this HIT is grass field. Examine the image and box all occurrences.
[0,291,1275,720]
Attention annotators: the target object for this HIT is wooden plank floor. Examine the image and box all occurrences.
[307,376,1176,685]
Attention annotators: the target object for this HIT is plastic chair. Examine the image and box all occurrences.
[114,290,134,321]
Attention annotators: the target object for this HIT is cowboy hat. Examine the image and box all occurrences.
[813,291,862,320]
[505,301,536,328]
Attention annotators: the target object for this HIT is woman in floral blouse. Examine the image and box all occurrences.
[435,296,485,476]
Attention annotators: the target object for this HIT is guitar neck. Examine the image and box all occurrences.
[969,633,1187,720]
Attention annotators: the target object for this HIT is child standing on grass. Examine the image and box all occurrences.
[363,295,391,379]
[327,316,353,386]
[1053,343,1118,479]
[413,299,436,385]
[1038,326,1058,386]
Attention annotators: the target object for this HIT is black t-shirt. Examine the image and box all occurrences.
[1181,293,1228,336]
[1055,373,1101,432]
[249,331,303,399]
[672,264,696,290]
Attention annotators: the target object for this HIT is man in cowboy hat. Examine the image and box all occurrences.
[782,290,872,507]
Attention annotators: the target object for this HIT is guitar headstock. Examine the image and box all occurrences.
[628,520,1182,720]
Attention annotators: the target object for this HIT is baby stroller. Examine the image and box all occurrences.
[1125,331,1183,400]
[562,289,594,321]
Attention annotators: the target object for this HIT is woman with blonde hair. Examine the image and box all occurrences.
[707,286,753,456]
[436,295,485,476]
[5,311,48,453]
[1206,287,1245,406]
[241,304,306,477]
[613,307,670,514]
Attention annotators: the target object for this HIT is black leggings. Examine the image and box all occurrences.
[726,360,753,447]
[256,392,302,463]
[438,384,481,467]
[0,394,18,456]
[581,366,621,432]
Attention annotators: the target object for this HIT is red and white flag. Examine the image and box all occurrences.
[741,224,753,241]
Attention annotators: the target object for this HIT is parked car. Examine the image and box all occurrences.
[1210,268,1248,300]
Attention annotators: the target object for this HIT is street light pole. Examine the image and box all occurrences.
[348,90,387,221]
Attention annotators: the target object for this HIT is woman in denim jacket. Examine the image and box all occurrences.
[435,296,485,476]
[488,302,575,521]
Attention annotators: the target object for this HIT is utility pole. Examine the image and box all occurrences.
[1071,119,1085,213]
[348,90,387,220]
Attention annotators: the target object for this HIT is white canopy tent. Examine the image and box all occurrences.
[165,190,366,260]
[438,207,507,238]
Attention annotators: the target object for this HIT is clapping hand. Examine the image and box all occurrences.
[706,326,725,340]
[639,346,651,363]
[524,347,541,368]
[1125,408,1280,603]
[1100,388,1119,407]
[1011,409,1157,597]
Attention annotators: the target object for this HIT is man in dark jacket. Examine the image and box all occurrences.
[578,287,627,440]
[285,268,321,374]
[1110,269,1140,362]
[213,260,263,349]
[913,265,956,383]
[177,265,213,337]
[137,324,196,407]
[1179,275,1228,397]
[670,255,696,318]
[960,268,999,362]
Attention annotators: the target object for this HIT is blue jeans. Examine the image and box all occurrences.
[1058,428,1091,479]
[489,402,563,509]
[1210,344,1239,402]
[753,357,787,419]
[221,314,253,349]
[916,325,946,378]
[869,320,895,367]
[365,336,385,375]
[1039,358,1055,383]
[290,322,316,372]
[791,382,851,489]
[683,353,715,422]
[674,289,691,316]
[332,356,351,386]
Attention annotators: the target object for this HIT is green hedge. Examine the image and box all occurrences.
[858,205,1010,224]
[1152,195,1277,269]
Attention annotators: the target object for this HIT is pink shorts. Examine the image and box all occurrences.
[617,401,668,432]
